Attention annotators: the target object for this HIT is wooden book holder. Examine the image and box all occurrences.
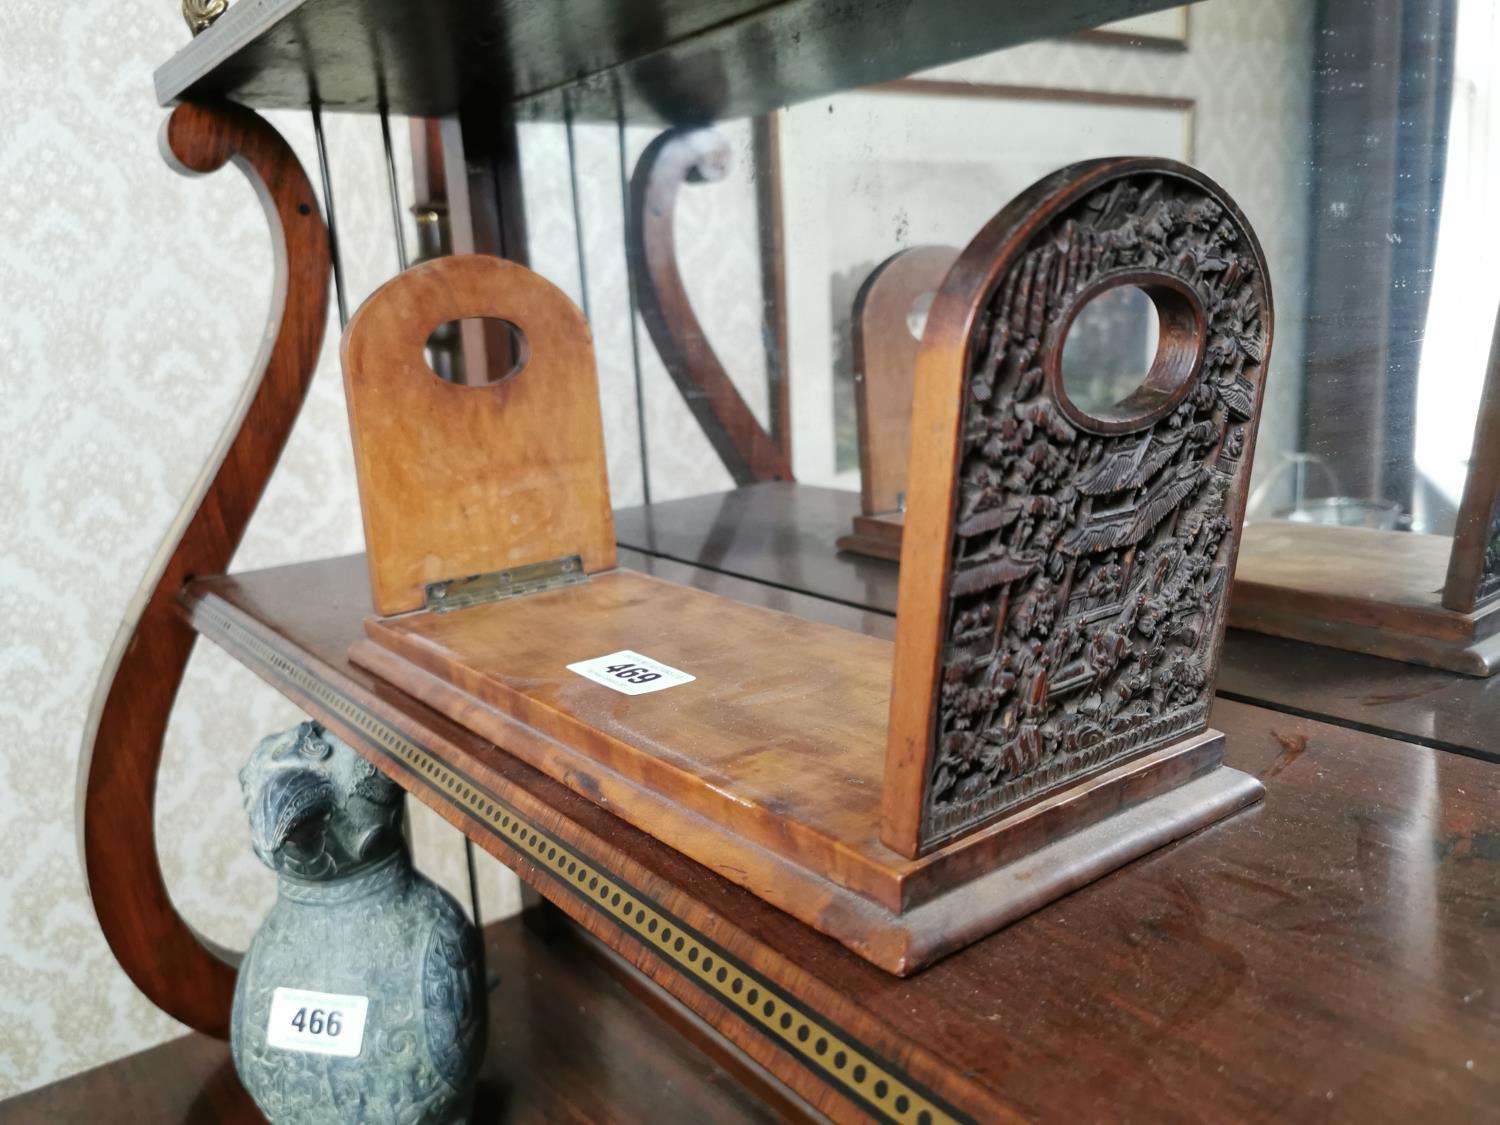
[836,246,958,562]
[346,157,1271,974]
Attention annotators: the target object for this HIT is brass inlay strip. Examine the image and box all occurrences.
[190,599,966,1125]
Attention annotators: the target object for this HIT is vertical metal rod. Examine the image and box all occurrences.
[464,838,484,938]
[562,93,593,325]
[379,105,411,272]
[615,86,653,505]
[311,101,349,327]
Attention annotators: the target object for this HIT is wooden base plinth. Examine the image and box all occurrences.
[1230,521,1500,677]
[352,569,1261,974]
[835,510,904,561]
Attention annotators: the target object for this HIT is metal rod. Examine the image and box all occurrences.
[615,85,652,505]
[310,101,349,327]
[563,92,593,325]
[464,837,484,935]
[379,105,411,272]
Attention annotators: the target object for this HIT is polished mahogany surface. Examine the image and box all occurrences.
[153,0,1183,121]
[616,483,1500,760]
[0,915,778,1125]
[175,552,1500,1121]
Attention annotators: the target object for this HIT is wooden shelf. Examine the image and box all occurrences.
[154,0,1186,121]
[173,551,1500,1122]
[0,915,784,1123]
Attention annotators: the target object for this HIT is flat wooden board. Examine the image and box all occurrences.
[353,568,1254,971]
[361,569,898,885]
[1235,520,1452,611]
[342,255,615,614]
[1230,520,1500,674]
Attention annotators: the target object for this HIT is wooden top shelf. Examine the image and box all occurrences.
[179,551,1500,1122]
[154,0,1186,121]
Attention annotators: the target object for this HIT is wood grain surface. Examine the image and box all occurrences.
[341,254,616,614]
[1231,520,1500,675]
[76,101,330,1038]
[355,568,1257,972]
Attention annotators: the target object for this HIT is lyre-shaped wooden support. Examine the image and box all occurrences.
[628,128,793,484]
[837,246,959,561]
[342,254,616,615]
[886,157,1271,856]
[79,102,331,1035]
[350,159,1268,974]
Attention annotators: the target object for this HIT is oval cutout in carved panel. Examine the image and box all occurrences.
[1049,275,1205,435]
[1058,282,1159,415]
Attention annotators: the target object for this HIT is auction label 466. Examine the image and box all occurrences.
[266,987,369,1058]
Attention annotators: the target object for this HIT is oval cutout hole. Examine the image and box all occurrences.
[906,291,935,341]
[426,317,530,386]
[1059,284,1161,416]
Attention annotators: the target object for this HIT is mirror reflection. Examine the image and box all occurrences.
[517,0,1496,548]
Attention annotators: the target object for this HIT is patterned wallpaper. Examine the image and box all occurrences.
[0,0,1312,1097]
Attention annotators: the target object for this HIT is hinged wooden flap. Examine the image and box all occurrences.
[341,254,616,615]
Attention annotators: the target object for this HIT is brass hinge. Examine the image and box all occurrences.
[423,555,585,612]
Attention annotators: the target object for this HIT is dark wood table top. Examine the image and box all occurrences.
[616,483,1500,762]
[174,551,1500,1123]
[0,915,777,1124]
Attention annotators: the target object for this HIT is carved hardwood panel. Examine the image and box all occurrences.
[886,159,1273,855]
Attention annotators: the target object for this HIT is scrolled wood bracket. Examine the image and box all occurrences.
[77,101,331,1037]
[628,128,793,484]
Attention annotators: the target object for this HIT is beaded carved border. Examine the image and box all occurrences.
[189,598,968,1125]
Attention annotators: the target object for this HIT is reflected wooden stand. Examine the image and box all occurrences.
[346,159,1271,975]
[1230,309,1500,677]
[835,246,957,562]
